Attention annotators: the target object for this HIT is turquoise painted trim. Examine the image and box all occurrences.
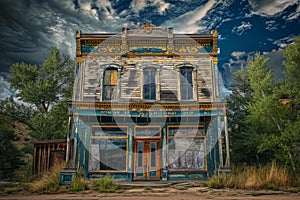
[215,116,221,169]
[206,121,215,176]
[89,173,127,181]
[161,127,168,180]
[167,172,208,181]
[79,127,85,169]
[77,109,224,117]
[73,117,79,169]
[127,127,133,182]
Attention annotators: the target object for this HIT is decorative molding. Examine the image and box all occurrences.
[69,101,227,111]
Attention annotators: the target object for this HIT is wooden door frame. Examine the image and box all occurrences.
[133,139,161,181]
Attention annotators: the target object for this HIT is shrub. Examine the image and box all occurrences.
[30,162,64,193]
[207,176,224,189]
[92,176,121,193]
[69,176,88,192]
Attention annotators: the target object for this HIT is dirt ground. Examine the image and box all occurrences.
[1,187,300,200]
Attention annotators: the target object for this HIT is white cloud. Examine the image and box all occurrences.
[130,0,147,13]
[151,0,171,15]
[231,22,252,35]
[231,51,247,58]
[130,0,170,15]
[161,0,216,33]
[265,20,278,32]
[248,0,298,16]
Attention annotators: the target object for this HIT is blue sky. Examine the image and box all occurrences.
[0,0,300,98]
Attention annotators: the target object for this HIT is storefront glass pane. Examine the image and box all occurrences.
[90,138,127,171]
[168,138,205,170]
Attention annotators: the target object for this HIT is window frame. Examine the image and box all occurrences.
[179,67,194,100]
[143,68,157,100]
[102,67,118,101]
[167,125,207,172]
[89,126,128,172]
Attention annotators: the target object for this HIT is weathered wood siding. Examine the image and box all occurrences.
[75,56,215,102]
[120,65,141,99]
[160,65,178,101]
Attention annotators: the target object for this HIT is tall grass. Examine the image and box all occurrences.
[91,176,121,193]
[208,161,294,189]
[30,162,64,193]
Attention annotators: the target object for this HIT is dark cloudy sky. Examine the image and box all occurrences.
[0,0,300,98]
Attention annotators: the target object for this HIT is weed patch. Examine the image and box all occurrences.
[92,176,121,193]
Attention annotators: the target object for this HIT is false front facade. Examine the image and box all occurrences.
[63,25,230,182]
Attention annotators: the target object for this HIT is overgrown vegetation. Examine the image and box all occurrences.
[91,176,121,193]
[208,161,297,189]
[30,162,64,193]
[68,169,88,192]
[69,176,88,192]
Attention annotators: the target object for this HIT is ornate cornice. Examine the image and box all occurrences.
[68,101,227,111]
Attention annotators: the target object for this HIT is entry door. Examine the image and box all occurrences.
[134,140,161,180]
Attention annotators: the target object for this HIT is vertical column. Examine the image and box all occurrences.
[127,127,133,182]
[176,68,181,101]
[217,116,224,168]
[192,68,197,100]
[84,126,90,178]
[76,30,81,57]
[117,67,122,99]
[214,63,220,100]
[121,27,128,54]
[162,126,168,180]
[167,28,174,53]
[206,117,218,175]
[224,108,230,169]
[66,110,73,167]
[73,116,79,169]
[156,67,161,101]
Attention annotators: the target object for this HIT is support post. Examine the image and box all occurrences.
[224,108,230,169]
[162,127,167,180]
[218,116,224,168]
[66,110,73,167]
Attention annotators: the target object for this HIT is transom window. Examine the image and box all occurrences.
[180,67,193,100]
[103,68,118,100]
[143,68,156,100]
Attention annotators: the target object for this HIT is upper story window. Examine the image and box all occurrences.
[143,68,156,100]
[180,67,193,100]
[103,67,118,100]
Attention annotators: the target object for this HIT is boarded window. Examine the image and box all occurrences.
[103,68,118,100]
[180,68,193,100]
[143,68,156,100]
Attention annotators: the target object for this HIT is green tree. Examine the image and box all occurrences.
[281,36,300,173]
[7,47,74,140]
[228,48,300,173]
[0,116,24,179]
[227,66,256,164]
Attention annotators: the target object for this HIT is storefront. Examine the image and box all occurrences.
[60,25,230,183]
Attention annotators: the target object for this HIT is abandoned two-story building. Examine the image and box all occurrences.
[61,24,230,183]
